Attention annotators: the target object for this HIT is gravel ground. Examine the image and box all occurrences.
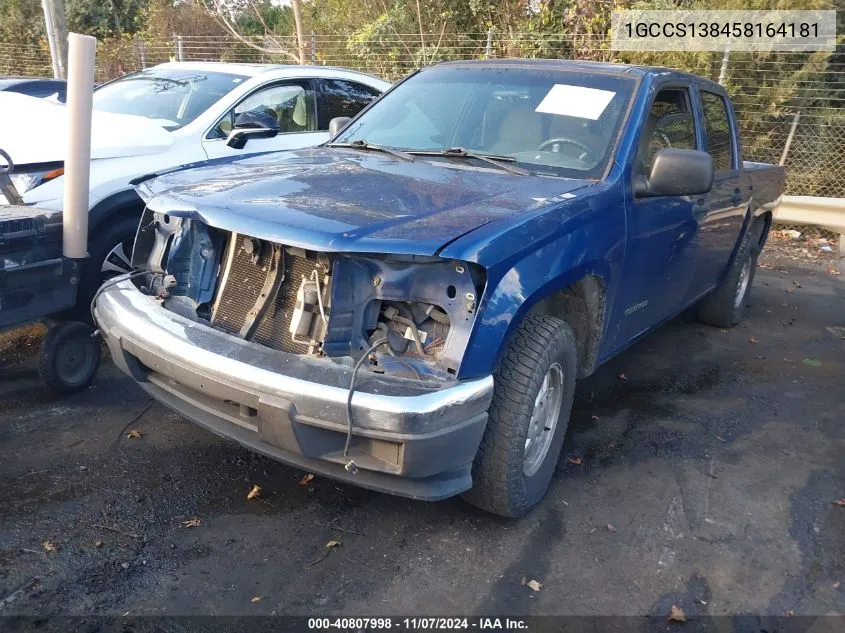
[1,264,844,618]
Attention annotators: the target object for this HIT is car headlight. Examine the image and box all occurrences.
[10,167,64,194]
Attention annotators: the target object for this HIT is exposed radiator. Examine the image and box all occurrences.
[210,233,324,354]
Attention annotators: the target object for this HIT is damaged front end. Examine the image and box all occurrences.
[130,208,486,382]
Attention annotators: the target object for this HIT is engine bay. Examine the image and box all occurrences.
[131,209,485,381]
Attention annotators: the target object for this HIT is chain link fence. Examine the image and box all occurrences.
[1,31,843,211]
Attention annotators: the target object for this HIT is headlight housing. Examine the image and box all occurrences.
[10,167,64,194]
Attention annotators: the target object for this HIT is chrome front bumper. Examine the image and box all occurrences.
[94,280,494,500]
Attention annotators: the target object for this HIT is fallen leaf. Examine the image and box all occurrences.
[748,337,758,344]
[181,518,201,528]
[803,358,822,367]
[42,540,57,552]
[126,430,142,439]
[719,328,729,332]
[785,610,795,617]
[833,499,845,507]
[251,596,262,603]
[617,373,628,380]
[668,605,686,622]
[94,540,104,548]
[591,415,600,422]
[695,598,708,605]
[326,540,341,549]
[526,579,542,592]
[589,526,599,534]
[567,456,583,466]
[828,269,841,275]
[833,580,840,590]
[246,484,261,500]
[298,473,315,486]
[606,523,617,532]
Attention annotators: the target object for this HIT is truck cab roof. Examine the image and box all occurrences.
[430,59,727,93]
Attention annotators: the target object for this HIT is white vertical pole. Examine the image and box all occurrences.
[62,33,97,260]
[485,28,494,58]
[779,111,801,166]
[718,46,730,85]
[41,0,60,79]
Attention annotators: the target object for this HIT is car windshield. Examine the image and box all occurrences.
[335,66,636,179]
[93,68,248,130]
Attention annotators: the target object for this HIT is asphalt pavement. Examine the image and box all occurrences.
[1,262,844,618]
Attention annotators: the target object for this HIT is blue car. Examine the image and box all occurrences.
[94,60,785,516]
[0,76,66,101]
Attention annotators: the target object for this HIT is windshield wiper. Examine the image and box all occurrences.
[408,147,529,176]
[326,140,416,162]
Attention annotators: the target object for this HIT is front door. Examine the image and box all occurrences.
[202,80,328,159]
[614,86,703,344]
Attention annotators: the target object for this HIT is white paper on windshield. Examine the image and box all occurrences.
[535,84,616,120]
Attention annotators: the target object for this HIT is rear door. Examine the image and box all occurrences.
[202,79,326,159]
[317,78,383,131]
[687,87,746,298]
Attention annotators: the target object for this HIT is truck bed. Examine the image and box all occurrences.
[743,161,786,208]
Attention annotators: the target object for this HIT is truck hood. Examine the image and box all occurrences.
[0,93,173,166]
[138,148,594,256]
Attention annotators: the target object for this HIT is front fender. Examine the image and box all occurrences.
[448,189,626,379]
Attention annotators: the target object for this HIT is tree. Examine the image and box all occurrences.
[195,0,306,63]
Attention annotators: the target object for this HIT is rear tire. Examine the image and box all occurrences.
[38,321,101,395]
[698,227,760,328]
[463,313,577,518]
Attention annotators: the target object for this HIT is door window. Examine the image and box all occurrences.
[700,91,735,172]
[212,81,316,138]
[635,88,696,174]
[322,79,381,123]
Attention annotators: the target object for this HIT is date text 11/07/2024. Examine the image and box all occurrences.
[307,617,528,630]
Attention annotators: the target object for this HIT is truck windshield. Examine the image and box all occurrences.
[335,66,636,179]
[93,68,248,130]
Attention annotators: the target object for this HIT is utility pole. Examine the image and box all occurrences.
[291,0,306,64]
[41,0,69,79]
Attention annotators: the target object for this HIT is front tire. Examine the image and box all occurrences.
[463,314,577,517]
[698,227,760,328]
[76,215,140,321]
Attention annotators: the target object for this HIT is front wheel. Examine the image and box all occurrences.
[462,314,577,517]
[76,215,140,321]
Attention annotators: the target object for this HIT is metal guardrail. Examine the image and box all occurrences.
[774,196,844,267]
[775,196,845,235]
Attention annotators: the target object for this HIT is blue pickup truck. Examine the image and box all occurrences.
[94,60,784,517]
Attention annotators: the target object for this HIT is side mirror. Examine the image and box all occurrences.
[226,110,280,149]
[226,127,278,149]
[329,116,352,137]
[634,148,714,198]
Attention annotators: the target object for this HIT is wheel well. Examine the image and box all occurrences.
[529,275,606,378]
[754,211,773,250]
[89,190,145,235]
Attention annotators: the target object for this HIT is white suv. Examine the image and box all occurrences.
[2,62,389,311]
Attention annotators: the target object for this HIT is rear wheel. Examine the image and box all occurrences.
[463,313,577,517]
[698,228,760,328]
